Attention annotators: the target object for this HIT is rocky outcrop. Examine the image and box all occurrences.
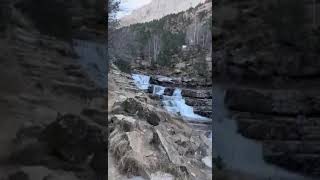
[225,87,320,177]
[148,77,213,118]
[108,66,212,179]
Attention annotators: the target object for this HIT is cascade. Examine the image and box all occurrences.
[152,85,166,96]
[132,74,150,90]
[132,74,209,121]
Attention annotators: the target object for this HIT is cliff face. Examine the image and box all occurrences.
[213,0,320,177]
[119,0,206,27]
[0,1,107,179]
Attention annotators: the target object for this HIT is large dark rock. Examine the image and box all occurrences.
[41,113,108,163]
[121,98,161,126]
[164,87,175,96]
[185,98,212,107]
[182,89,212,99]
[150,75,175,87]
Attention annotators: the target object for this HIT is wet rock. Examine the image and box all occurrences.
[185,98,212,107]
[193,110,212,118]
[164,87,175,96]
[182,89,212,99]
[149,94,161,101]
[150,75,174,87]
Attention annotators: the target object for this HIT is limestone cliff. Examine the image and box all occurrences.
[120,0,206,27]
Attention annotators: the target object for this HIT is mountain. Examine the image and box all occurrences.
[119,0,206,27]
[112,0,212,81]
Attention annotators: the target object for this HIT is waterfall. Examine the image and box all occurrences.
[132,74,209,121]
[152,85,166,96]
[163,88,208,121]
[132,74,150,90]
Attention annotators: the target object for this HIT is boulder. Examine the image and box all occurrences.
[150,75,174,87]
[121,98,161,126]
[164,87,175,96]
[109,130,154,178]
[41,113,108,163]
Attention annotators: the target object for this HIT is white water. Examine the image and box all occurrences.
[132,74,208,121]
[132,74,213,171]
[152,85,166,96]
[162,89,208,121]
[132,74,150,90]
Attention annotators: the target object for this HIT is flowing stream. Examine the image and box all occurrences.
[132,74,210,121]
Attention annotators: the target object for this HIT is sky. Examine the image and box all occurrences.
[116,0,152,19]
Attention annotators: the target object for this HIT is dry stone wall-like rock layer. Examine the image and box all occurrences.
[225,87,320,177]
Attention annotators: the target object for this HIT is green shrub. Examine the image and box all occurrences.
[16,0,72,40]
[157,31,185,66]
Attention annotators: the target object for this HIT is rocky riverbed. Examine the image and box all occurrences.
[107,64,212,180]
